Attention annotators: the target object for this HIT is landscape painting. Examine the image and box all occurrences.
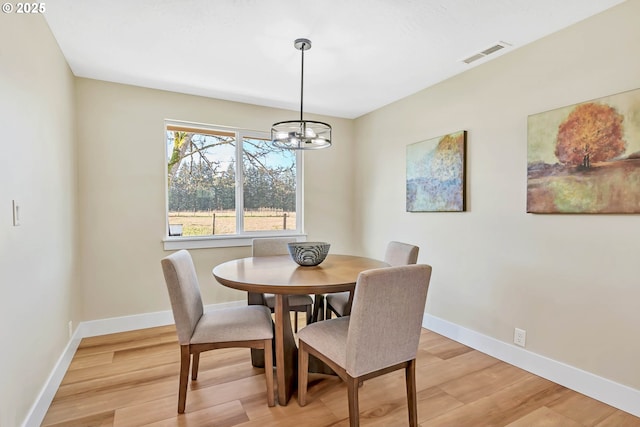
[406,130,466,212]
[527,88,640,213]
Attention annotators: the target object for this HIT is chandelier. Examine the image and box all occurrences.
[271,38,332,150]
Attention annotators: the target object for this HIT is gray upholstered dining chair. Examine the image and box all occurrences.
[325,240,419,318]
[161,249,275,413]
[298,264,432,427]
[252,237,315,331]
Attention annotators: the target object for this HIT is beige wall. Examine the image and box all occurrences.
[75,79,356,320]
[354,0,640,390]
[4,2,639,424]
[0,14,78,426]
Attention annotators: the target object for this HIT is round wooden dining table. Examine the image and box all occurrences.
[212,254,389,405]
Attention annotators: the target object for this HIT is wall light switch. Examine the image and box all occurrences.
[12,200,20,226]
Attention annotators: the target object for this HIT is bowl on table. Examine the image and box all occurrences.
[287,242,330,266]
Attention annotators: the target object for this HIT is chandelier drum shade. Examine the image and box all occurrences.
[271,38,332,150]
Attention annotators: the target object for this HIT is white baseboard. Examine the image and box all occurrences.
[77,300,246,338]
[21,329,83,427]
[423,313,640,418]
[23,307,640,426]
[21,300,246,427]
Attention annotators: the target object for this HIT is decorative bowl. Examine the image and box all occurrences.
[287,242,330,266]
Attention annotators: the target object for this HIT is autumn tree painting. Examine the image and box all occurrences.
[527,88,640,213]
[554,103,626,169]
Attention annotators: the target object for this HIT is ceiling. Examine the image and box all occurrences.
[44,0,625,119]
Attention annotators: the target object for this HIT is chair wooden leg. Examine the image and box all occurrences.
[263,339,275,407]
[297,341,309,406]
[178,345,190,413]
[306,305,312,325]
[191,351,200,380]
[312,294,324,322]
[406,359,418,427]
[294,310,299,332]
[325,305,332,319]
[347,376,360,427]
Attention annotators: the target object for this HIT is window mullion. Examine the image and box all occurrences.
[235,132,244,234]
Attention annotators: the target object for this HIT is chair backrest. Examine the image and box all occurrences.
[161,250,204,345]
[345,264,432,377]
[252,237,298,257]
[384,241,419,266]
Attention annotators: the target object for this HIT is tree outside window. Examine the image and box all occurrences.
[166,122,301,238]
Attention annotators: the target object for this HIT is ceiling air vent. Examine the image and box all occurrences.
[462,41,511,64]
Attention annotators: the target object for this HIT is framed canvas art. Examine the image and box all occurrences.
[406,130,466,212]
[527,88,640,213]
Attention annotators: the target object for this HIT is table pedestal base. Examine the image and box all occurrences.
[248,292,335,405]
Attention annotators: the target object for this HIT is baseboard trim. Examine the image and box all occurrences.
[78,300,246,338]
[24,307,640,426]
[21,329,83,427]
[423,313,640,418]
[22,300,246,427]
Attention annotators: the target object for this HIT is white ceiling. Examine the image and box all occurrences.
[44,0,625,119]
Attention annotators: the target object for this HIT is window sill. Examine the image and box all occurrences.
[163,233,307,250]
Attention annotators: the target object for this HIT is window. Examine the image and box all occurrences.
[165,121,303,248]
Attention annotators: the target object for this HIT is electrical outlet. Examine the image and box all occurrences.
[12,200,20,226]
[514,328,526,347]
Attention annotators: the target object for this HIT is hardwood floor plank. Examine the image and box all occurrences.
[112,341,178,362]
[415,348,500,390]
[44,410,115,427]
[414,347,447,366]
[54,363,181,400]
[76,326,177,354]
[316,374,465,425]
[241,391,339,424]
[112,382,268,426]
[128,400,248,427]
[319,374,407,422]
[424,376,569,426]
[353,385,465,427]
[547,392,618,426]
[186,360,267,391]
[68,351,115,371]
[42,326,640,427]
[422,335,473,360]
[437,361,532,404]
[415,386,465,423]
[113,394,183,427]
[42,378,178,426]
[504,406,583,427]
[60,350,179,386]
[235,402,340,427]
[595,410,640,427]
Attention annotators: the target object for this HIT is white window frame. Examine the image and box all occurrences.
[163,119,306,250]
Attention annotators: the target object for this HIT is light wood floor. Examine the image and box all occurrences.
[42,317,640,427]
